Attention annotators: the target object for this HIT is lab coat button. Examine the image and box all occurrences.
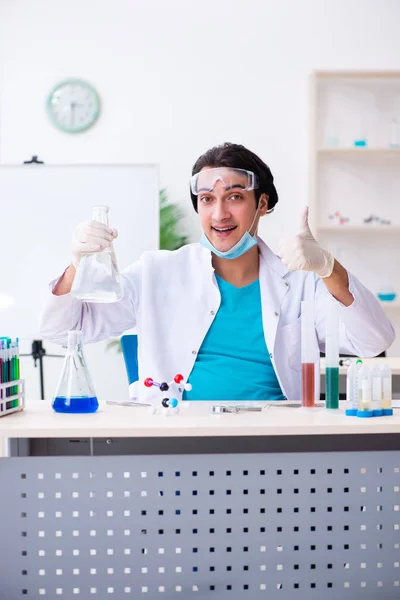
[210,310,215,315]
[192,350,197,355]
[284,282,289,287]
[274,311,279,317]
[269,352,273,359]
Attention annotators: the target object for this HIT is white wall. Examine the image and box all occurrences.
[1,0,399,401]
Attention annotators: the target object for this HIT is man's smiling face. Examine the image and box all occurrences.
[197,168,261,252]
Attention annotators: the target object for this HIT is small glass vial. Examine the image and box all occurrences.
[324,120,340,148]
[345,359,362,416]
[71,205,124,303]
[357,365,373,418]
[52,330,99,413]
[389,118,400,149]
[353,120,368,148]
[380,363,393,416]
[371,364,383,417]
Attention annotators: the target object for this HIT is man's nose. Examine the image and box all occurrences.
[213,199,230,221]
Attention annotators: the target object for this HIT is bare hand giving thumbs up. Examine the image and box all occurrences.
[276,206,334,278]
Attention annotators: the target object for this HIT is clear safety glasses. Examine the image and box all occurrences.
[190,167,259,196]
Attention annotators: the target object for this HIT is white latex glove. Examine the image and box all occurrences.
[276,206,334,278]
[71,220,118,267]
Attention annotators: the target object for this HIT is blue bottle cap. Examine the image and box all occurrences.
[345,409,358,416]
[382,408,393,416]
[357,410,373,418]
[373,409,383,417]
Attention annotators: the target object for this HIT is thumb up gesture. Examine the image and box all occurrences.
[276,206,334,278]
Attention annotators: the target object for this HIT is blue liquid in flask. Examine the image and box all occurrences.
[52,396,99,413]
[52,330,99,414]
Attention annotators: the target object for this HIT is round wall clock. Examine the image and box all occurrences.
[46,78,101,133]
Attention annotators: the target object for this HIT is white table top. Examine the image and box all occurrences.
[0,400,399,441]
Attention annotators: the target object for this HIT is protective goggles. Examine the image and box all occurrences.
[190,167,259,196]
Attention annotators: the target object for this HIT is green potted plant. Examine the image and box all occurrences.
[159,188,189,251]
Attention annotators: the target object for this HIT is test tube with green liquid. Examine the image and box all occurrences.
[325,304,339,409]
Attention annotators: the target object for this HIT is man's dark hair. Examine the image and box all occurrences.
[190,142,279,213]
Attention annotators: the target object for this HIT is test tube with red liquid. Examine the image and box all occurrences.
[301,300,316,407]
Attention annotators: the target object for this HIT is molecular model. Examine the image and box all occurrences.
[144,373,192,415]
[328,211,349,225]
[363,214,391,226]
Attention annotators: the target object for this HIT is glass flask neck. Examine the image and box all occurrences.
[67,330,83,351]
[92,205,109,226]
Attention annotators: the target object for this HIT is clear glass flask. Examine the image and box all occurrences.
[52,330,99,413]
[71,205,124,303]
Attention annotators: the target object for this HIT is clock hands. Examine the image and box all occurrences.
[69,101,84,126]
[70,102,75,126]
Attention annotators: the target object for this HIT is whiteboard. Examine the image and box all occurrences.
[0,164,159,339]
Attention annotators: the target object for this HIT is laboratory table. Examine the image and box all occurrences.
[0,400,399,600]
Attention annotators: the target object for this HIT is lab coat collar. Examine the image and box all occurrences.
[198,235,289,280]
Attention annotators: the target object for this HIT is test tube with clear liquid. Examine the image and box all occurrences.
[301,300,316,407]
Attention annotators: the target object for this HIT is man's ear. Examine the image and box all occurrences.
[258,194,269,215]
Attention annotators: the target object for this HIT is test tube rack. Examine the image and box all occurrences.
[0,380,25,418]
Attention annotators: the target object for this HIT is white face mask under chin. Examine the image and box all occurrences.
[200,206,261,260]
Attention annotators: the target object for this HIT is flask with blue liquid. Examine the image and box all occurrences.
[52,330,99,413]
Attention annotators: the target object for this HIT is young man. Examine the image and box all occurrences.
[39,143,395,401]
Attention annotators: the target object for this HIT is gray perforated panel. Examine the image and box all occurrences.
[0,452,399,599]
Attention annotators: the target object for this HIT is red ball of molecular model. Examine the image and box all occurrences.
[144,373,192,413]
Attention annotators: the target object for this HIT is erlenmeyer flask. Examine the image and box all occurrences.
[52,330,99,413]
[71,205,124,303]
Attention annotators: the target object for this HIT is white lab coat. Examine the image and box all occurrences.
[39,237,395,401]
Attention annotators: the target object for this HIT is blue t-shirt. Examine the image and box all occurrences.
[183,274,284,401]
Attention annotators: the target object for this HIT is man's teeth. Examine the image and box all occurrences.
[214,226,236,231]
